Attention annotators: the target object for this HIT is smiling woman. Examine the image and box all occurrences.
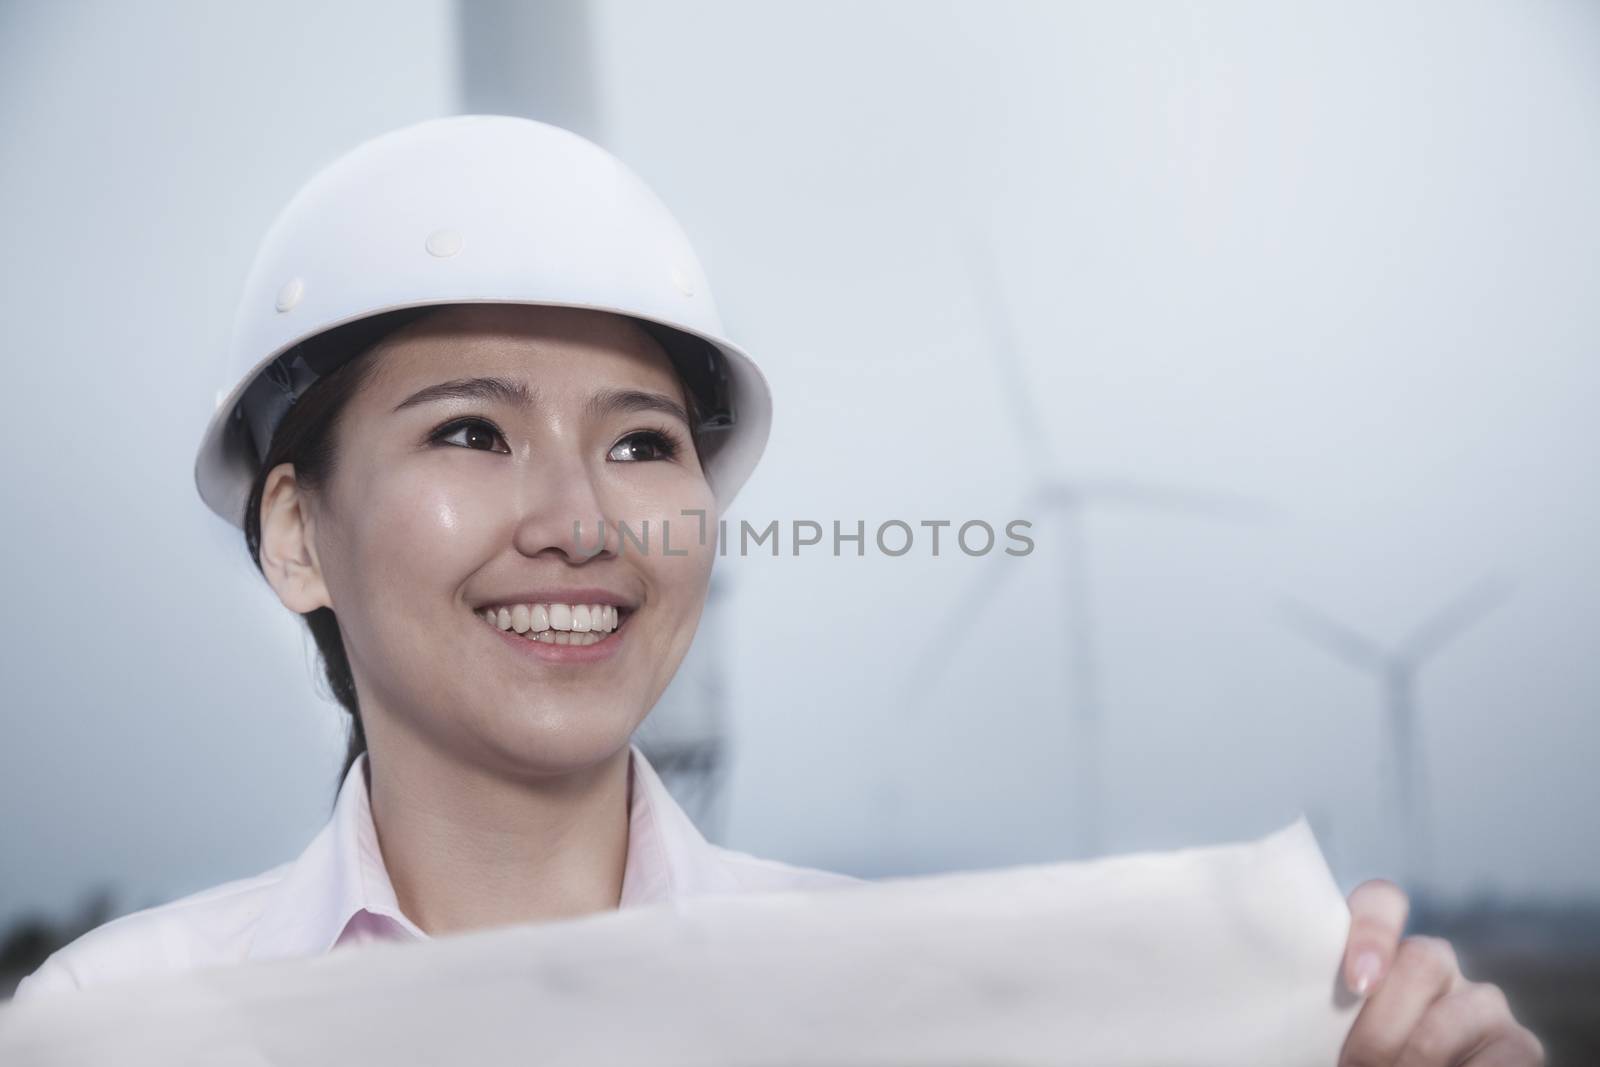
[7,114,1547,1067]
[10,115,861,997]
[246,304,719,790]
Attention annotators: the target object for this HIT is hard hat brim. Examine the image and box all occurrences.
[193,298,771,534]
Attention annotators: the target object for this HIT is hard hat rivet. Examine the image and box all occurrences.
[426,229,464,258]
[670,266,695,297]
[275,278,304,312]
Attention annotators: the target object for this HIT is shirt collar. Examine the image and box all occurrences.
[248,741,738,962]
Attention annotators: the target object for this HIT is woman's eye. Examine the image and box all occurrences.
[609,429,681,463]
[433,418,509,453]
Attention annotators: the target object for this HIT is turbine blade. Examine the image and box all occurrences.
[1276,596,1389,675]
[1400,574,1515,664]
[962,228,1054,474]
[1070,477,1278,523]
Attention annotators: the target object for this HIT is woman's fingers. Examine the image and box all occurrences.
[1389,981,1510,1066]
[1459,1028,1547,1066]
[1345,878,1412,994]
[1339,935,1463,1066]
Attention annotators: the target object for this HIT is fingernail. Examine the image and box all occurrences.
[1351,950,1382,995]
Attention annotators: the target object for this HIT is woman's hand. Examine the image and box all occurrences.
[1337,879,1545,1066]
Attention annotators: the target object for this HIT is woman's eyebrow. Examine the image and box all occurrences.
[391,376,537,414]
[390,377,688,427]
[584,388,690,427]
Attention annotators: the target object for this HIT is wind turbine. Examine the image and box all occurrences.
[1277,575,1513,895]
[908,232,1274,859]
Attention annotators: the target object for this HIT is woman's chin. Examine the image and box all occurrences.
[463,712,642,773]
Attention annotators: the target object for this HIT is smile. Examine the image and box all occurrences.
[476,602,625,647]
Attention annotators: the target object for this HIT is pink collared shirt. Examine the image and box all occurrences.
[14,743,861,1000]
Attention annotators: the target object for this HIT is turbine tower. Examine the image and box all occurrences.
[1277,575,1512,895]
[909,233,1272,859]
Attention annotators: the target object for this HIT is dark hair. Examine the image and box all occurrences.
[239,307,711,796]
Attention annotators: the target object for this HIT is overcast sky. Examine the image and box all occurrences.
[2,0,1596,932]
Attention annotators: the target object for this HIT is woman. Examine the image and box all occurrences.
[12,116,1541,1065]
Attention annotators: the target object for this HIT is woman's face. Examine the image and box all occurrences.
[261,304,718,778]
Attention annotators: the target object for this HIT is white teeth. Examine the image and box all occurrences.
[479,600,626,643]
[525,629,602,646]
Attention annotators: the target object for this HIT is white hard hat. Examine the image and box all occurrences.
[194,114,771,531]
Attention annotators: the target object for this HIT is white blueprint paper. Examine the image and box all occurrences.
[0,817,1360,1066]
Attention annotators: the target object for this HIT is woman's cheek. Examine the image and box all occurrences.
[654,486,717,576]
[661,506,718,635]
[385,474,504,556]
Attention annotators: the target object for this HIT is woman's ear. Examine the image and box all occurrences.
[259,462,333,614]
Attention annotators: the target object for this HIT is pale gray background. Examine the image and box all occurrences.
[2,0,1596,934]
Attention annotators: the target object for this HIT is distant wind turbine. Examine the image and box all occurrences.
[908,231,1274,859]
[1277,575,1513,894]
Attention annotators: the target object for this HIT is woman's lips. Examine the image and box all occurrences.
[478,608,630,665]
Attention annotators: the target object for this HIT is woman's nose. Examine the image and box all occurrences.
[508,454,615,563]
